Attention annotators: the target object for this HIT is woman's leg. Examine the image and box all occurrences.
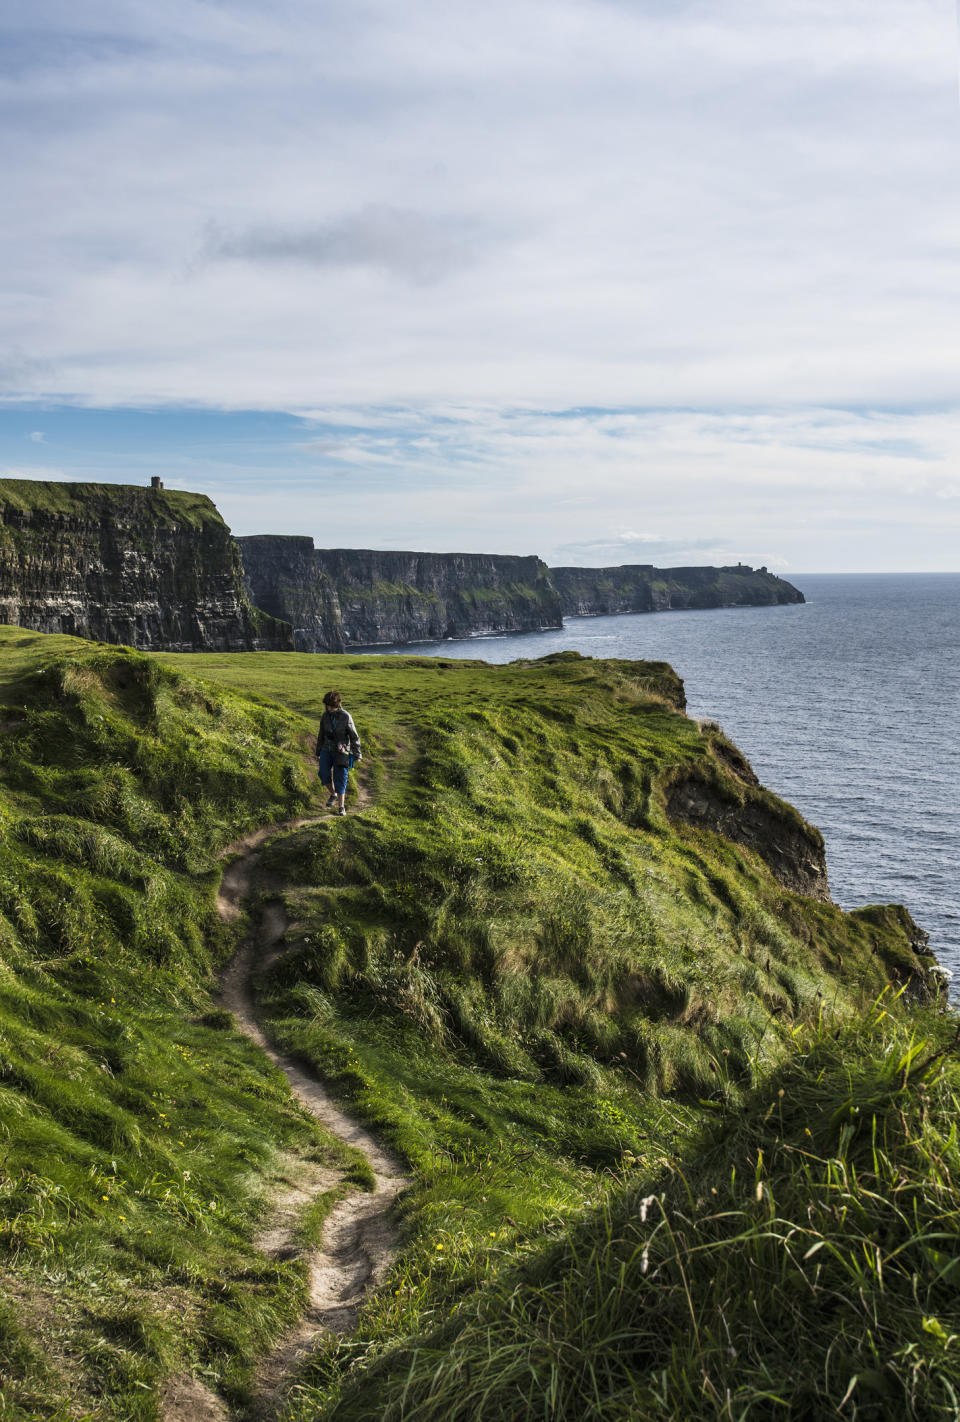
[334,763,349,813]
[318,750,337,803]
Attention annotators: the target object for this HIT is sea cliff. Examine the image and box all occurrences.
[551,562,804,616]
[239,540,804,652]
[0,478,292,652]
[0,477,805,656]
[238,536,564,650]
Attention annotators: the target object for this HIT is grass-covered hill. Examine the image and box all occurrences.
[0,626,953,1420]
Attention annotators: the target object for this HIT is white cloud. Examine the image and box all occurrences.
[1,0,957,412]
[176,403,959,571]
[202,206,486,286]
[2,0,959,567]
[28,430,46,442]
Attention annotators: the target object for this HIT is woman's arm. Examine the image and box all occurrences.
[344,712,362,759]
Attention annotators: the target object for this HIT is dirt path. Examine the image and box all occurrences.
[164,808,408,1422]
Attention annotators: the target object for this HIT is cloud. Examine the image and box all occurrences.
[1,0,957,411]
[202,206,484,285]
[0,349,54,394]
[552,532,727,565]
[192,402,960,570]
[1,0,959,567]
[28,430,46,443]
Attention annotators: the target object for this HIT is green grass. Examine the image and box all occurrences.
[0,626,947,1418]
[0,631,366,1417]
[159,640,940,1416]
[298,1000,960,1421]
[0,478,222,531]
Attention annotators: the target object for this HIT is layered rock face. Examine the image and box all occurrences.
[551,563,804,616]
[664,729,830,900]
[0,479,292,652]
[239,537,564,650]
[236,537,346,652]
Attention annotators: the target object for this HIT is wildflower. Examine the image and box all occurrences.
[434,1243,443,1251]
[101,1194,109,1201]
[639,1194,656,1223]
[489,1232,496,1237]
[755,1181,764,1202]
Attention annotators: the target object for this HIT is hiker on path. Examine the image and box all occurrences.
[316,691,362,816]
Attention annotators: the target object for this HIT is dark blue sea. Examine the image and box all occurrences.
[362,574,960,978]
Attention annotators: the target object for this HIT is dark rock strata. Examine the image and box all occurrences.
[551,563,804,616]
[238,537,564,651]
[664,731,829,900]
[0,479,292,652]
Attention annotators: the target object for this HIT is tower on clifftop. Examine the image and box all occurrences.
[150,476,164,491]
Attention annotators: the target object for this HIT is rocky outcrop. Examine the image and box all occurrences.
[0,478,292,652]
[236,536,344,652]
[551,563,804,616]
[238,537,564,651]
[663,734,830,900]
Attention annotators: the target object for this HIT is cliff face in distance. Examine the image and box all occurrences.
[551,562,804,616]
[0,479,293,652]
[238,536,564,650]
[240,541,804,652]
[0,476,805,658]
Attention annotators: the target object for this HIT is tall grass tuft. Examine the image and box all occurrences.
[302,1001,960,1421]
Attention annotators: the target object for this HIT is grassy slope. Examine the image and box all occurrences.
[0,628,948,1419]
[155,646,944,1420]
[0,631,364,1419]
[318,1002,960,1421]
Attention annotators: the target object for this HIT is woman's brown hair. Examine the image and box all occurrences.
[323,691,342,709]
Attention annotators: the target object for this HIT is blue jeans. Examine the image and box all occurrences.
[317,749,349,796]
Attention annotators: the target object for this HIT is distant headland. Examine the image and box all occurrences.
[0,476,804,653]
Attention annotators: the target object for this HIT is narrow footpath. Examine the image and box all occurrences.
[163,813,409,1422]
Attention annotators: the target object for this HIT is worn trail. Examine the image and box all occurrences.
[164,812,408,1422]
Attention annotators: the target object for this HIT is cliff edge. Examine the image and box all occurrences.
[238,536,564,651]
[0,478,292,652]
[551,562,804,616]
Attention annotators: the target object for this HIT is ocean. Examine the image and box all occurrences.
[361,574,960,978]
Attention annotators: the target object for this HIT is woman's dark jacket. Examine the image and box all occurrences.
[316,709,362,766]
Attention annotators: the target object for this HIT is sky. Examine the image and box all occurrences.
[2,0,960,571]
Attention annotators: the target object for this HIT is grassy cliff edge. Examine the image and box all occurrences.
[0,628,951,1420]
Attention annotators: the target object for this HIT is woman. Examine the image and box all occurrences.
[316,690,362,815]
